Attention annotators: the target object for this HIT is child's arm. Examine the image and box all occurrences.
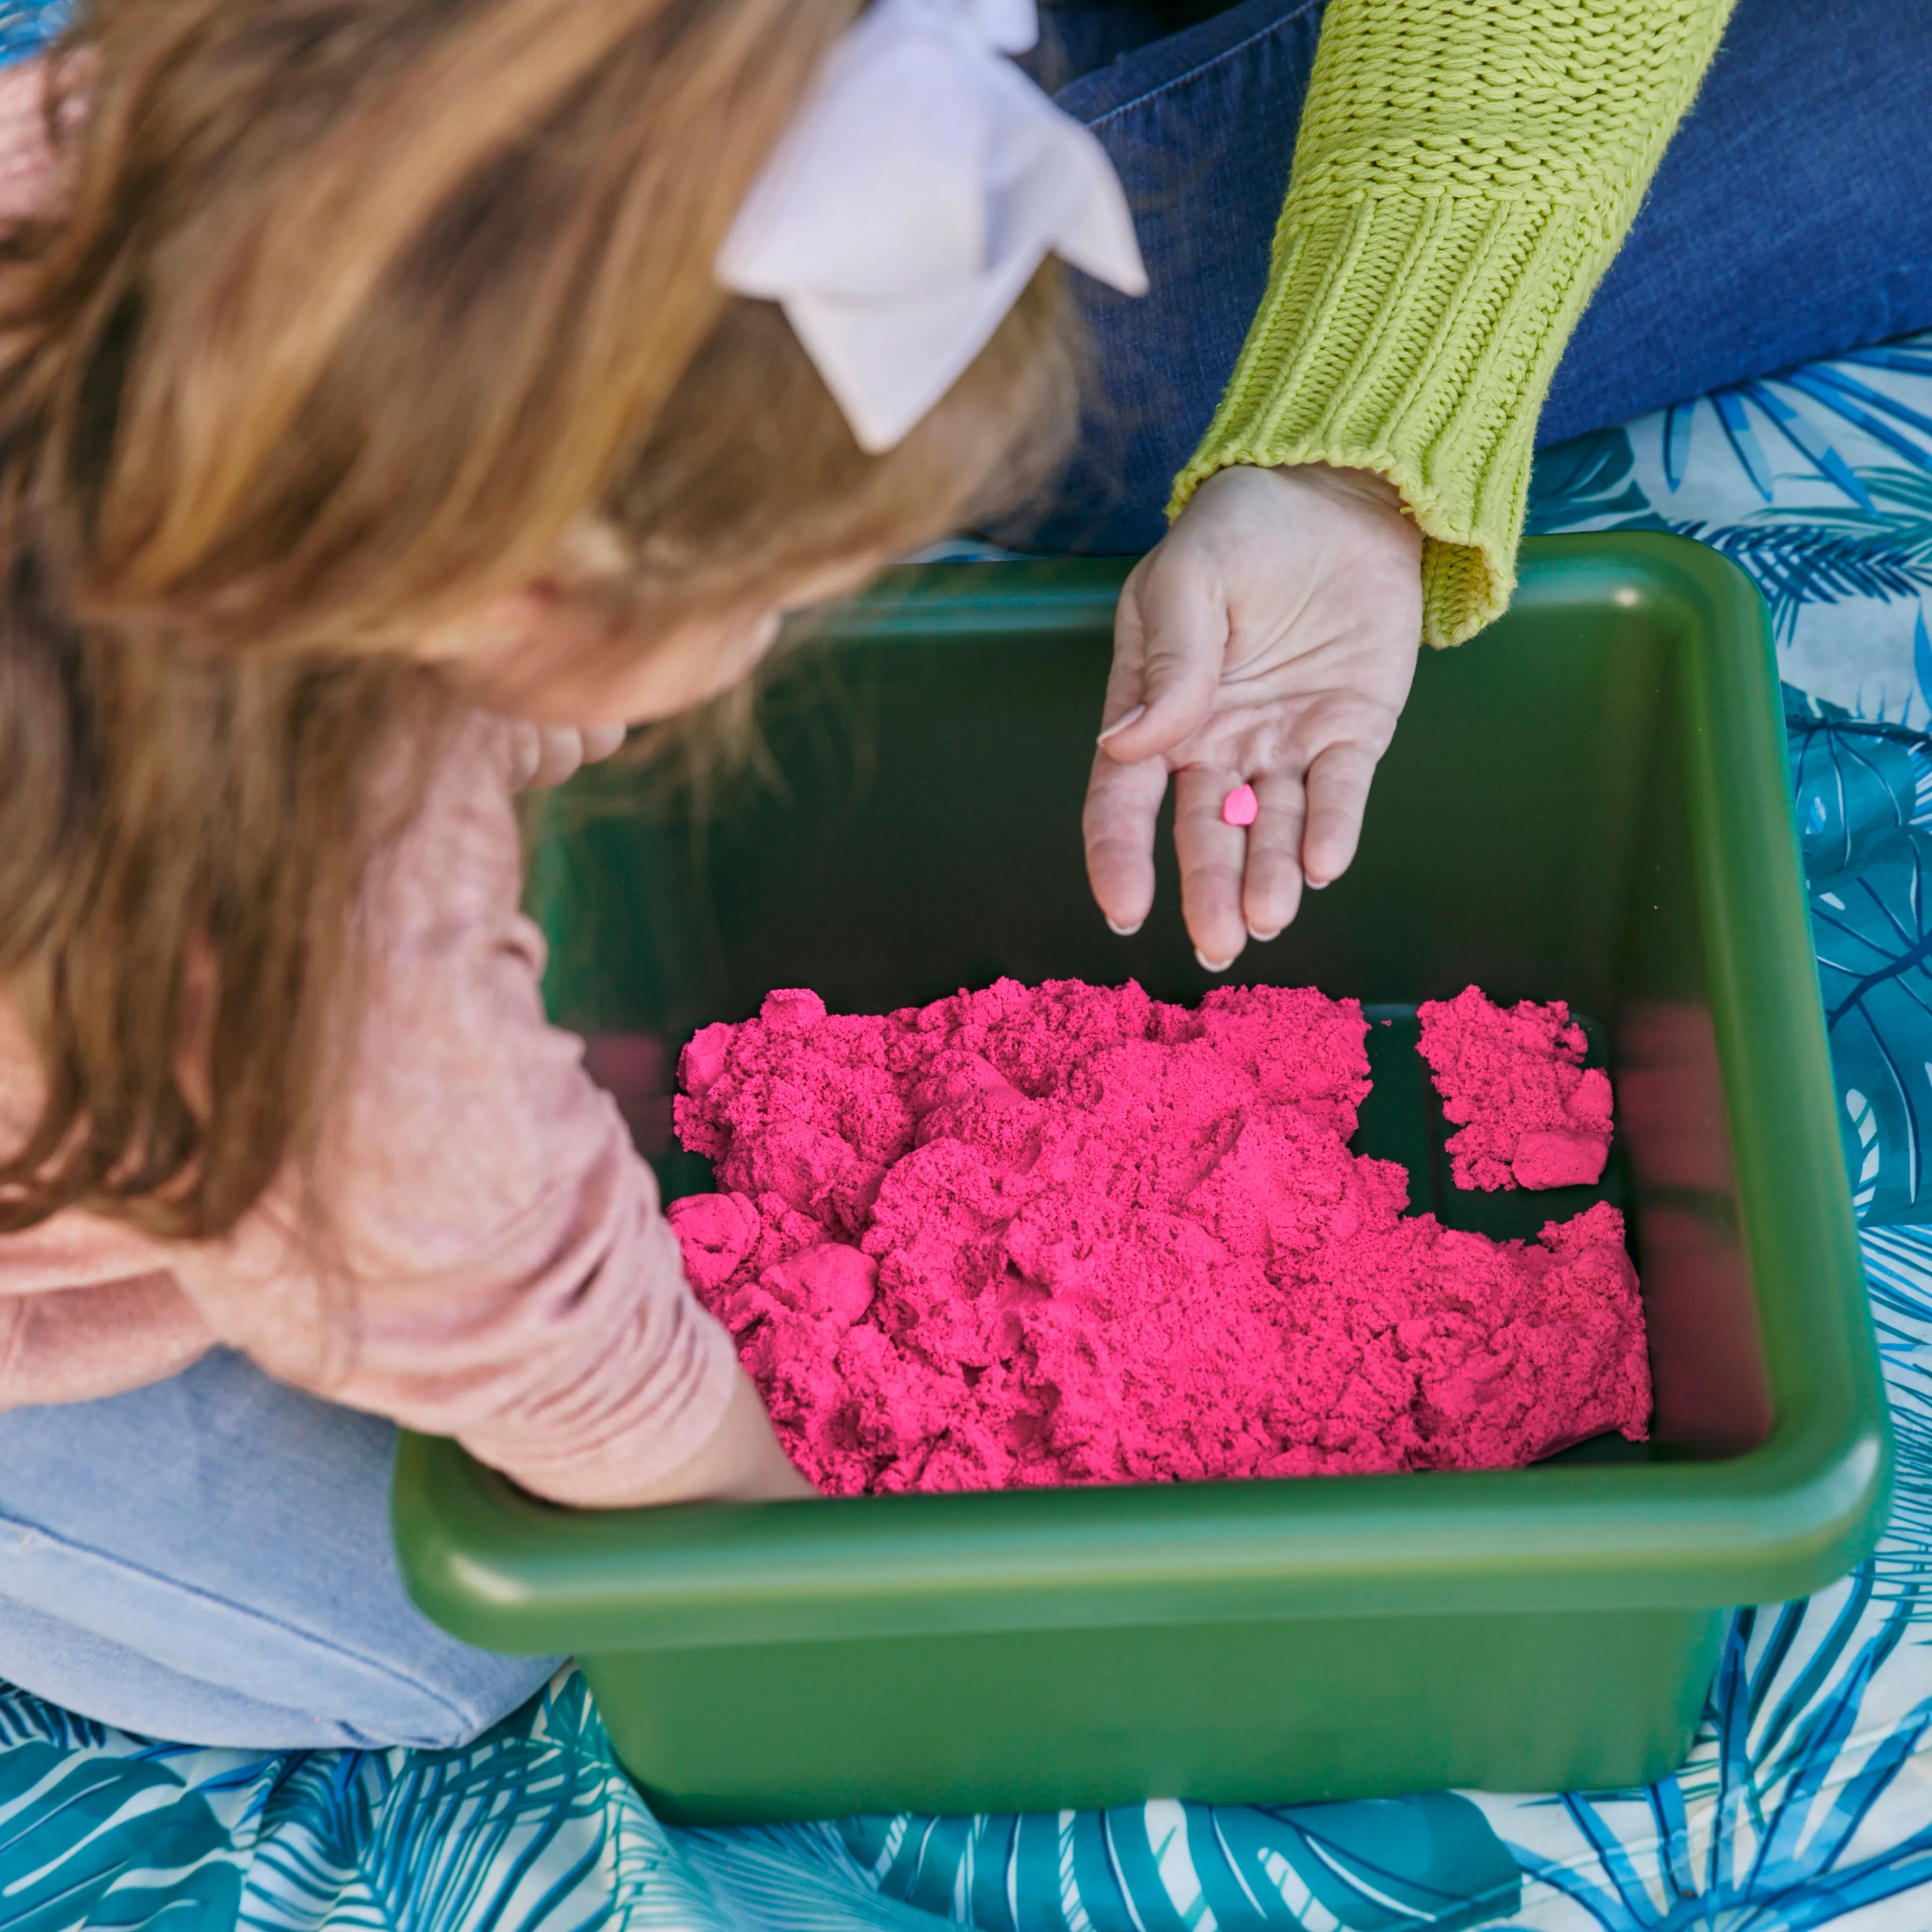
[171,717,813,1507]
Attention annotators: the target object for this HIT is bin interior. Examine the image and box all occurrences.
[537,545,1762,1464]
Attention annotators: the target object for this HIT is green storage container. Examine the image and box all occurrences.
[393,534,1890,1823]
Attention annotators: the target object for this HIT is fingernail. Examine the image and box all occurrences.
[1096,704,1147,745]
[1247,924,1282,943]
[1307,877,1330,891]
[1195,949,1235,973]
[1106,917,1144,937]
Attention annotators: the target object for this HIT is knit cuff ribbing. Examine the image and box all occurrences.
[1172,190,1614,647]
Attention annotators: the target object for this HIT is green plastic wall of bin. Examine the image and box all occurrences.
[392,534,1889,1823]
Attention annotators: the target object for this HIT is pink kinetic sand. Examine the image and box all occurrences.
[668,979,1649,1496]
[1222,782,1259,827]
[1417,985,1615,1191]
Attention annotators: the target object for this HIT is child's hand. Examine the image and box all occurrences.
[605,1370,818,1506]
[507,721,629,792]
[1085,464,1422,969]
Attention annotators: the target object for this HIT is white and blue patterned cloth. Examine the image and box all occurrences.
[8,335,1932,1932]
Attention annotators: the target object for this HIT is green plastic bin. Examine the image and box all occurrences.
[393,533,1889,1823]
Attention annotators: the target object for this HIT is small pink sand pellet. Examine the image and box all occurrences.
[1213,781,1260,827]
[1222,782,1259,827]
[1417,985,1614,1191]
[671,979,1648,1496]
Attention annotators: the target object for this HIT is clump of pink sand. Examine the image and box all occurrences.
[1417,986,1615,1191]
[669,980,1648,1496]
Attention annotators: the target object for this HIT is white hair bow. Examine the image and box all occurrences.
[716,0,1148,454]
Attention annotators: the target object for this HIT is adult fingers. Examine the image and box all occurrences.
[1242,768,1308,940]
[1083,746,1170,936]
[1095,577,1151,738]
[1096,546,1227,766]
[1301,739,1383,887]
[1173,765,1250,970]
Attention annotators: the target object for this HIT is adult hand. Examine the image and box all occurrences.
[1085,463,1422,970]
[506,721,629,792]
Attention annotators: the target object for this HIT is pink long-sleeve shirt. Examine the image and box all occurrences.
[0,716,740,1504]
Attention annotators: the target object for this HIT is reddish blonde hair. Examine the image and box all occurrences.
[0,0,1080,1238]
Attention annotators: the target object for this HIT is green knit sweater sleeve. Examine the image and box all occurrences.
[1172,0,1734,645]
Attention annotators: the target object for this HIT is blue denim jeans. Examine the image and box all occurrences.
[0,1350,560,1748]
[1007,0,1932,552]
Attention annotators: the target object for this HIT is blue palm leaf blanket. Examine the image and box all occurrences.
[9,229,1932,1932]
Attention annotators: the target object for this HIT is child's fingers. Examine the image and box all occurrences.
[1083,748,1168,936]
[1241,770,1307,940]
[1301,739,1381,887]
[1096,548,1226,765]
[525,725,591,791]
[580,722,628,766]
[1172,766,1250,971]
[509,722,629,792]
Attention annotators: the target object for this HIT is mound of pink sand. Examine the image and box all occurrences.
[1417,985,1615,1191]
[669,980,1648,1496]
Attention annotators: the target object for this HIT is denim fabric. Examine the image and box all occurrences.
[0,0,67,67]
[1007,0,1932,554]
[0,1350,561,1748]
